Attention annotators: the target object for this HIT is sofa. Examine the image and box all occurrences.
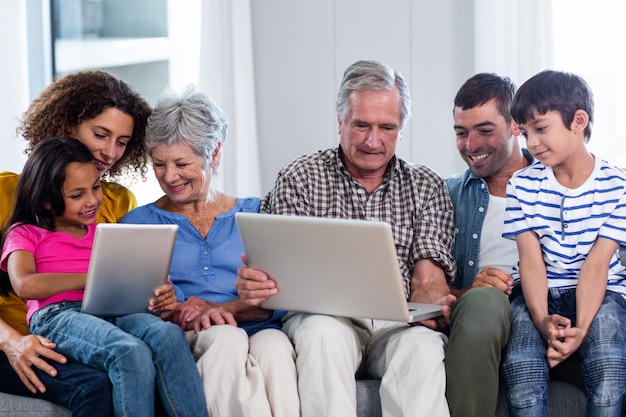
[0,379,587,417]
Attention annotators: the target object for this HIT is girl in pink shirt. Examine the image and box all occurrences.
[1,138,208,417]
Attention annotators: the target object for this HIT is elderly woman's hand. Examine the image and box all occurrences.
[148,278,178,318]
[172,296,237,332]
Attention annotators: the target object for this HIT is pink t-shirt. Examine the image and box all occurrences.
[1,223,95,323]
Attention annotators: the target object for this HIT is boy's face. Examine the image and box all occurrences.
[518,109,586,168]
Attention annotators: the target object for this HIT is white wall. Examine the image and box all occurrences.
[1,0,485,194]
[0,1,29,173]
[251,0,471,193]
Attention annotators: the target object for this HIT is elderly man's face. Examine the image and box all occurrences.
[338,88,402,183]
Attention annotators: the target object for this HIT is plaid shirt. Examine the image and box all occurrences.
[261,147,456,298]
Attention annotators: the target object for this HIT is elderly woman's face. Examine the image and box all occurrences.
[150,141,216,204]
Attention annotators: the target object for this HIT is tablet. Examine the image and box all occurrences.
[81,223,178,316]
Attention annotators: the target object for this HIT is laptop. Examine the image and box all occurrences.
[81,223,178,317]
[235,213,442,323]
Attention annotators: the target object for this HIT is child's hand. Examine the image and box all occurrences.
[546,325,585,368]
[537,314,570,342]
[148,277,178,315]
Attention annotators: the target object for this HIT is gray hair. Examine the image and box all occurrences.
[146,85,228,172]
[335,60,411,129]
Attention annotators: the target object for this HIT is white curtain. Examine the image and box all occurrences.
[198,0,262,198]
[473,0,553,85]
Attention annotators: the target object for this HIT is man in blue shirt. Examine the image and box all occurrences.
[444,73,531,417]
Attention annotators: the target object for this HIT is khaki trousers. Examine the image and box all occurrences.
[283,313,449,417]
[187,326,300,417]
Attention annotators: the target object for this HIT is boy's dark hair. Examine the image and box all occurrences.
[511,70,594,142]
[6,138,96,233]
[454,73,517,125]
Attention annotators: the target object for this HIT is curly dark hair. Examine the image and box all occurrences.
[16,70,152,182]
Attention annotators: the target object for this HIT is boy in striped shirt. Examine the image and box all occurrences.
[501,70,626,416]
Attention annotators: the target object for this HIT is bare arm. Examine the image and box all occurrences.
[7,250,85,299]
[545,237,616,368]
[451,267,514,299]
[0,319,67,394]
[410,258,456,330]
[516,231,551,337]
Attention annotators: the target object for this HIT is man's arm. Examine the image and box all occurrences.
[451,267,514,299]
[410,258,456,330]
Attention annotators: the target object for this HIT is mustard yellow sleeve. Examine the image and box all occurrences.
[0,172,19,230]
[98,181,138,223]
[0,292,28,336]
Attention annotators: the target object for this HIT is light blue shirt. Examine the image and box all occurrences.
[121,197,285,335]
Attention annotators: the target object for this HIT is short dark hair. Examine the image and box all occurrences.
[7,138,96,232]
[453,73,517,125]
[511,70,594,141]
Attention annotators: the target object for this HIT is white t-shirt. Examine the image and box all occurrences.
[477,195,517,275]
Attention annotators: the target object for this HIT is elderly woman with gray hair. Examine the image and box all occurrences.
[121,85,300,417]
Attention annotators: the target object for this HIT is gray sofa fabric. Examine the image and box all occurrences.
[356,379,587,417]
[0,379,586,417]
[0,393,70,416]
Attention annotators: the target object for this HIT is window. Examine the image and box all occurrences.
[552,0,626,168]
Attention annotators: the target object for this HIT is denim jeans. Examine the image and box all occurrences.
[30,302,208,417]
[502,288,626,417]
[0,351,113,416]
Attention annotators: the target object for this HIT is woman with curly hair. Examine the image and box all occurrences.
[0,70,153,416]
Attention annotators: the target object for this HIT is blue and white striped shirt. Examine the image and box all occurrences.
[503,157,626,297]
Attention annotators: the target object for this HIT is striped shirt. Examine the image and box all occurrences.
[261,146,456,298]
[503,157,626,296]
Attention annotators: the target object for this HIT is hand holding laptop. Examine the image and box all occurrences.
[235,255,278,306]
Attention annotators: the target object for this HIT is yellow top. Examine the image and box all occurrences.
[0,170,138,333]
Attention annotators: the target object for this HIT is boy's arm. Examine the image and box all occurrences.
[516,231,550,338]
[546,237,617,367]
[7,250,86,300]
[576,237,617,333]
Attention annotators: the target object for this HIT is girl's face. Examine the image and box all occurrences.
[70,107,134,175]
[53,162,103,233]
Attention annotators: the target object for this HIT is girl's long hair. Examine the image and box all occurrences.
[1,138,95,295]
[6,137,96,232]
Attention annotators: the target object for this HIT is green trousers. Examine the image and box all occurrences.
[445,287,511,417]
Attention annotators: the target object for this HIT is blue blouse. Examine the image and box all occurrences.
[121,197,285,335]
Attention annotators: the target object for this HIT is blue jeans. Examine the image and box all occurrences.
[502,288,626,417]
[0,351,112,416]
[30,302,208,417]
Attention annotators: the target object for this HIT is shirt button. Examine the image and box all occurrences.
[472,233,478,239]
[203,266,209,270]
[468,260,474,266]
[478,207,484,212]
[203,252,209,256]
[480,183,486,189]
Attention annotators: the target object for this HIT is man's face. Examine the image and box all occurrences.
[453,98,518,179]
[338,88,402,181]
